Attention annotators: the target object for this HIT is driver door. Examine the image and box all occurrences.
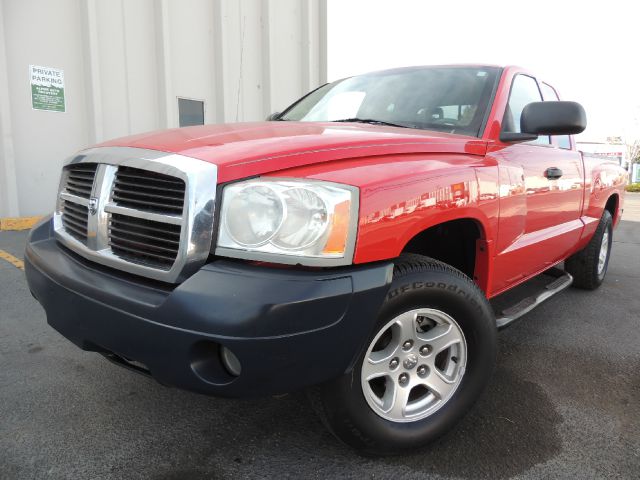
[490,74,584,294]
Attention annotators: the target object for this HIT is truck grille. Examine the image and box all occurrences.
[61,200,89,243]
[112,166,186,215]
[64,163,98,198]
[53,147,217,283]
[108,213,181,269]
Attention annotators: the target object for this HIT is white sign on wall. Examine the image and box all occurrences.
[30,65,65,113]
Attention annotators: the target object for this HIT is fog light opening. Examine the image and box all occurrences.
[220,346,242,377]
[190,341,237,384]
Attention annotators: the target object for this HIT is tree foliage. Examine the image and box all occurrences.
[627,140,640,164]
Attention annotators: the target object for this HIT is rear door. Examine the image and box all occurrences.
[490,74,584,294]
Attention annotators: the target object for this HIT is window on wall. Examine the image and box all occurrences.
[539,83,572,149]
[502,75,550,145]
[178,98,205,127]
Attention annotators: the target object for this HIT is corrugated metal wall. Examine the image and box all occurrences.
[0,0,327,216]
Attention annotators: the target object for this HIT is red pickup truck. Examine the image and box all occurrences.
[25,65,627,455]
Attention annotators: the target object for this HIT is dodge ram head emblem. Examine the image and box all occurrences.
[88,197,99,215]
[403,353,418,370]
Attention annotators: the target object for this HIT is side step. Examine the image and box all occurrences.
[494,268,573,330]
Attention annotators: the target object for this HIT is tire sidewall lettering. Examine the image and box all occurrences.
[388,281,456,297]
[387,280,479,309]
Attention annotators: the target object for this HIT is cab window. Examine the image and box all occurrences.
[502,75,550,145]
[539,83,572,149]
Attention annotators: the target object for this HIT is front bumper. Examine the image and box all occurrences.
[25,218,392,397]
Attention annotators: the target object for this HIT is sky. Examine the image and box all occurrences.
[327,0,640,143]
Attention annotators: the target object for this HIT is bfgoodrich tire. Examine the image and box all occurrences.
[565,210,613,290]
[308,254,497,455]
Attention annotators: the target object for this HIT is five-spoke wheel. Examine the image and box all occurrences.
[361,308,466,422]
[597,229,609,276]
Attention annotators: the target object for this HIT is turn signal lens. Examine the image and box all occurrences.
[322,200,350,255]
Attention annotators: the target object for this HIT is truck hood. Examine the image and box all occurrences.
[98,122,487,183]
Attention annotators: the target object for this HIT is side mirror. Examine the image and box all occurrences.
[500,101,587,143]
[266,112,281,121]
[521,101,586,135]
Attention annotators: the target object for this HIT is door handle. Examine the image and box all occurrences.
[544,167,563,180]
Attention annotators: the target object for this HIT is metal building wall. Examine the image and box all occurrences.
[0,0,327,217]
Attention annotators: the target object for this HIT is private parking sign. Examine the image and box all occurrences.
[30,65,65,113]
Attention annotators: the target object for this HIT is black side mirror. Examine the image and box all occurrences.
[521,101,586,135]
[266,112,281,121]
[501,101,587,143]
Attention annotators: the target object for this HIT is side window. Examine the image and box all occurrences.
[503,75,550,145]
[539,83,572,149]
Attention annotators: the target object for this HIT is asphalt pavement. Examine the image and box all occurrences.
[1,195,639,480]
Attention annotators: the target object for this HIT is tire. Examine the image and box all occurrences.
[308,254,497,455]
[565,210,613,290]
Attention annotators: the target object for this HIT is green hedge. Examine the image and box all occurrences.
[626,183,640,192]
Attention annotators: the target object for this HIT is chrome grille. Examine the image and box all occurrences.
[108,213,181,269]
[61,200,89,243]
[113,166,186,215]
[64,163,98,198]
[53,147,218,283]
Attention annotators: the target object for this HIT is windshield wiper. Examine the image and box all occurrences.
[330,118,412,129]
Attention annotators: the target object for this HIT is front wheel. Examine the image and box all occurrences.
[308,254,497,455]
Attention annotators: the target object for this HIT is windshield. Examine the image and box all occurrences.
[279,66,500,137]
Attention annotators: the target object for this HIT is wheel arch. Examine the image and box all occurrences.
[604,193,620,225]
[399,216,490,293]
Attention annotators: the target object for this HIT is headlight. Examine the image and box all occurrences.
[225,185,284,247]
[216,178,359,266]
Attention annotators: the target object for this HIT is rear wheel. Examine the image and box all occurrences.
[565,210,613,290]
[308,254,496,455]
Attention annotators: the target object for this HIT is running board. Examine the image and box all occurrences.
[495,268,573,330]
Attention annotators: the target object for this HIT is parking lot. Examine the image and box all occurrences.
[1,195,639,480]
